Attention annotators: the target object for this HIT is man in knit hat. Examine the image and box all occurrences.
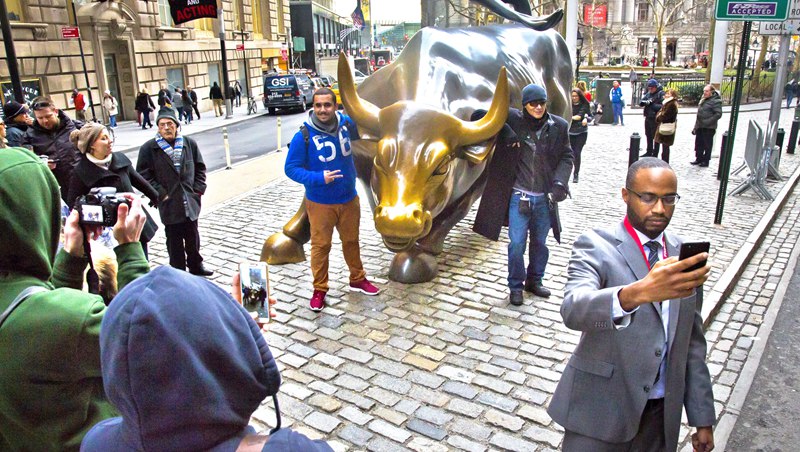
[639,79,665,158]
[136,107,213,276]
[473,83,573,306]
[3,100,33,148]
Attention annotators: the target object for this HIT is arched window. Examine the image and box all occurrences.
[6,0,25,21]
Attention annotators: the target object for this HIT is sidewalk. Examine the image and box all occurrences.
[113,101,270,153]
[143,106,798,450]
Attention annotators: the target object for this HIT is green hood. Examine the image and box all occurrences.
[0,147,61,280]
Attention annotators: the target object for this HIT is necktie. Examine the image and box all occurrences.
[645,240,660,270]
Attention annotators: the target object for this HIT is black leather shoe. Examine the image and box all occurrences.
[640,152,652,158]
[690,160,701,165]
[698,162,709,167]
[509,290,524,306]
[525,281,551,298]
[189,266,214,277]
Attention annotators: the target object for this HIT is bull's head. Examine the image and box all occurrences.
[338,53,509,251]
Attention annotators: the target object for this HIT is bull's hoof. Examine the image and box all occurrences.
[260,232,306,264]
[388,249,438,283]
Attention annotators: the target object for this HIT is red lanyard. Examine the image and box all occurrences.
[623,216,667,270]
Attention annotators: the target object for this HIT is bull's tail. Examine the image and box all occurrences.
[471,1,563,31]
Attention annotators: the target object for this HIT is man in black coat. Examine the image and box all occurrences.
[187,86,201,119]
[473,84,573,306]
[136,107,213,276]
[640,79,664,157]
[21,96,84,201]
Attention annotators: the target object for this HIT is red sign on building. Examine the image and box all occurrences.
[583,4,609,28]
[236,44,245,51]
[61,26,80,39]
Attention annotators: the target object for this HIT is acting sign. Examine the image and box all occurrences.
[583,4,608,27]
[715,0,789,20]
[168,0,217,25]
[0,78,43,113]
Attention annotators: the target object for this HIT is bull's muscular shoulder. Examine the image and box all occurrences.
[548,113,569,129]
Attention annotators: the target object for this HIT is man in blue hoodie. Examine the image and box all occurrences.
[80,267,334,451]
[285,88,380,311]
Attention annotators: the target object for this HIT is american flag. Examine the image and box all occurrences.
[351,0,365,30]
[339,27,359,42]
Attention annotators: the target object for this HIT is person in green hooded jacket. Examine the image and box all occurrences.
[0,146,150,451]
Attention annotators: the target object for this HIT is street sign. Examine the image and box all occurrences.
[236,44,245,51]
[280,48,288,61]
[61,26,80,39]
[715,0,790,20]
[790,0,800,17]
[759,19,800,33]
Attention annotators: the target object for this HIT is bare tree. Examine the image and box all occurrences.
[634,0,714,67]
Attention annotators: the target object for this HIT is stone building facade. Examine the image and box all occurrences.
[0,0,291,121]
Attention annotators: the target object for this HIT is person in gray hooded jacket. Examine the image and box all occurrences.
[691,85,723,168]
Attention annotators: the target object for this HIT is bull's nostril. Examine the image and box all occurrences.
[375,206,383,217]
[412,209,423,222]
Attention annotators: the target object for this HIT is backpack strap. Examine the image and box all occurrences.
[0,286,49,330]
[301,125,310,150]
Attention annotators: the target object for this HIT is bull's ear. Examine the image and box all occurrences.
[459,138,496,165]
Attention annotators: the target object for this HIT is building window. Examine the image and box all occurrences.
[193,17,214,35]
[166,67,186,91]
[636,1,650,21]
[157,0,173,27]
[695,37,708,54]
[232,0,242,30]
[252,0,263,37]
[6,0,24,21]
[277,0,286,34]
[638,37,649,56]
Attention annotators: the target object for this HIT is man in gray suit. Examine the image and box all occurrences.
[548,158,715,452]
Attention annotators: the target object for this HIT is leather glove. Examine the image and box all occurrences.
[551,183,568,203]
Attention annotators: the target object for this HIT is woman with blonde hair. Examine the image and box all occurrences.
[654,88,678,162]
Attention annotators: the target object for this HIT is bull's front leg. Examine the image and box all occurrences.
[260,199,310,264]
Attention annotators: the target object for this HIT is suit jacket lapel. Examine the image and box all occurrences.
[615,222,650,282]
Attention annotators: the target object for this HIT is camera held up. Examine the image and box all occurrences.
[76,187,131,227]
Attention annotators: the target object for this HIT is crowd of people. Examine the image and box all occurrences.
[0,78,722,451]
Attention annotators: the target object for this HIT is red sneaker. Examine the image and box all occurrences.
[349,279,381,296]
[309,290,326,311]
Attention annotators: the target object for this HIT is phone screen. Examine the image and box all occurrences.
[678,242,710,273]
[239,262,270,324]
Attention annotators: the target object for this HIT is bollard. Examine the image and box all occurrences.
[788,119,799,155]
[716,131,729,181]
[223,127,232,169]
[776,128,785,150]
[277,117,282,152]
[628,132,641,167]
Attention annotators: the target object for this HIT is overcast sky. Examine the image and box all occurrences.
[335,0,422,23]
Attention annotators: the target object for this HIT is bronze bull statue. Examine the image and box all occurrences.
[261,24,573,283]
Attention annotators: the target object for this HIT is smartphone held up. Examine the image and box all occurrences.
[678,241,710,273]
[239,262,270,325]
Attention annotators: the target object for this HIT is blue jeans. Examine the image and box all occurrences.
[507,192,551,290]
[612,102,624,125]
[109,115,117,128]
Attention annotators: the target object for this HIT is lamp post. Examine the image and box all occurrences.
[575,30,584,81]
[750,37,759,77]
[651,36,658,76]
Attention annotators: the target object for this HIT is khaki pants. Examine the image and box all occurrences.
[306,196,366,292]
[213,99,223,116]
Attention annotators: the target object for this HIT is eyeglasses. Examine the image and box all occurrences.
[526,101,546,108]
[627,188,680,206]
[31,101,53,111]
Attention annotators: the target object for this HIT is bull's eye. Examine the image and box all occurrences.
[432,159,449,176]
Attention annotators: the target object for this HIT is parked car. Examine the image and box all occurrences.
[353,70,367,84]
[263,73,314,114]
[319,75,336,87]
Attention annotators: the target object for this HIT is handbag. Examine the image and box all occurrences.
[658,121,676,135]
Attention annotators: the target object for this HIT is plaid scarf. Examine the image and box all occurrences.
[155,133,183,171]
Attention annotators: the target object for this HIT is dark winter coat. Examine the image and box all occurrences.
[135,93,155,113]
[20,110,84,200]
[473,109,573,243]
[136,136,207,225]
[66,153,160,243]
[655,97,678,147]
[188,90,198,105]
[569,100,592,135]
[210,84,223,100]
[693,91,723,131]
[157,88,171,107]
[5,122,28,148]
[640,86,665,120]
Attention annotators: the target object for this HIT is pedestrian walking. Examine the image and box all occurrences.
[3,101,33,148]
[569,88,592,183]
[284,88,381,311]
[629,66,638,90]
[171,88,185,122]
[691,84,723,168]
[792,80,800,108]
[135,88,155,130]
[654,88,678,163]
[610,80,625,126]
[577,80,592,102]
[210,82,224,117]
[102,90,119,128]
[187,86,200,119]
[72,88,87,121]
[639,79,665,158]
[67,122,159,258]
[21,96,84,201]
[136,107,214,277]
[157,85,171,108]
[472,83,573,306]
[180,89,193,124]
[234,80,242,107]
[548,158,715,452]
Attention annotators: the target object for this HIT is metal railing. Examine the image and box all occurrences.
[629,74,775,106]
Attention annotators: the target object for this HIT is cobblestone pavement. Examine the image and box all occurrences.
[144,108,799,451]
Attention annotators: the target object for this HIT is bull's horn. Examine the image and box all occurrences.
[338,52,380,133]
[458,67,509,147]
